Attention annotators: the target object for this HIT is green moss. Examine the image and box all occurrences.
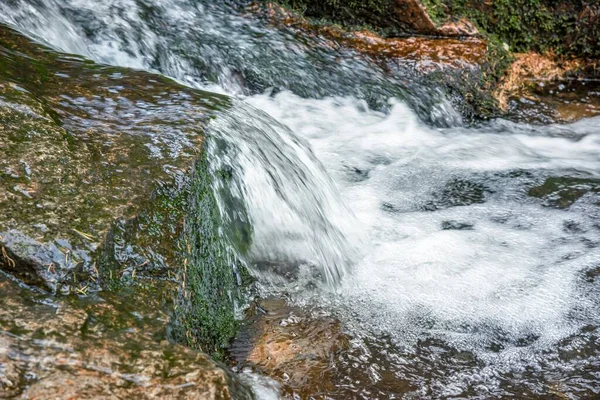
[420,0,447,24]
[169,152,247,359]
[528,177,600,209]
[439,0,600,58]
[277,0,403,35]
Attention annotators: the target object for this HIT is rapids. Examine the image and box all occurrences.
[1,0,599,398]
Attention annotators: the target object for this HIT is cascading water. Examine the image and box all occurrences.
[207,101,362,285]
[2,0,600,398]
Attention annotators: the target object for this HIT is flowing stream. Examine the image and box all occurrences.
[2,0,600,398]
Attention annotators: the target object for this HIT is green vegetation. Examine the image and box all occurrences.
[439,0,600,58]
[420,0,447,24]
[277,0,402,35]
[170,154,244,359]
[528,177,600,209]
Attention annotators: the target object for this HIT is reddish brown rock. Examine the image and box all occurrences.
[260,2,486,71]
[231,298,348,397]
[495,52,600,123]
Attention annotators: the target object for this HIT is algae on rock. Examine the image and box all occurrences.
[528,176,600,209]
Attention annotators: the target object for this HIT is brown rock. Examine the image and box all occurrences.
[0,274,247,399]
[232,298,348,397]
[262,2,486,72]
[495,52,600,123]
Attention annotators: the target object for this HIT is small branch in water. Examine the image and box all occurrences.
[71,228,96,242]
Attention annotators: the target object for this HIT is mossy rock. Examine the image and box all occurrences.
[0,25,248,355]
[528,176,600,209]
[279,0,600,59]
[436,0,600,59]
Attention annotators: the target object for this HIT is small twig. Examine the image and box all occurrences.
[71,228,96,241]
[1,246,16,269]
[76,285,89,296]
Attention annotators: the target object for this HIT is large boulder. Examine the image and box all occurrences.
[0,24,242,356]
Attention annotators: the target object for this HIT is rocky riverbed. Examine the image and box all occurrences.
[1,1,600,399]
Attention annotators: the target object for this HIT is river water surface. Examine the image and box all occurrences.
[2,0,600,398]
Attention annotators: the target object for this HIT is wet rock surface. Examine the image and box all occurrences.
[506,80,600,125]
[0,273,248,399]
[269,0,600,124]
[258,2,495,122]
[0,22,245,366]
[230,298,349,397]
[0,24,228,293]
[262,3,486,69]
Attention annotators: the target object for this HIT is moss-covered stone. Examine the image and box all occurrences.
[277,0,400,34]
[528,176,600,209]
[437,0,600,59]
[168,155,241,359]
[277,0,599,60]
[0,24,248,357]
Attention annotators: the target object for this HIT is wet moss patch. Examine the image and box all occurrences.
[169,155,244,359]
[528,176,600,209]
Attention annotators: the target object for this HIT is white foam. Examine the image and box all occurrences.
[247,91,600,360]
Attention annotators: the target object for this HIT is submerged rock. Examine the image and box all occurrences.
[441,220,474,230]
[423,178,490,210]
[528,176,600,209]
[230,298,348,397]
[269,0,478,37]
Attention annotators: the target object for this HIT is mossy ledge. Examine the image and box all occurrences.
[272,0,599,59]
[0,24,251,369]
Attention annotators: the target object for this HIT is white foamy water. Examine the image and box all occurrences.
[206,101,363,284]
[247,92,600,362]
